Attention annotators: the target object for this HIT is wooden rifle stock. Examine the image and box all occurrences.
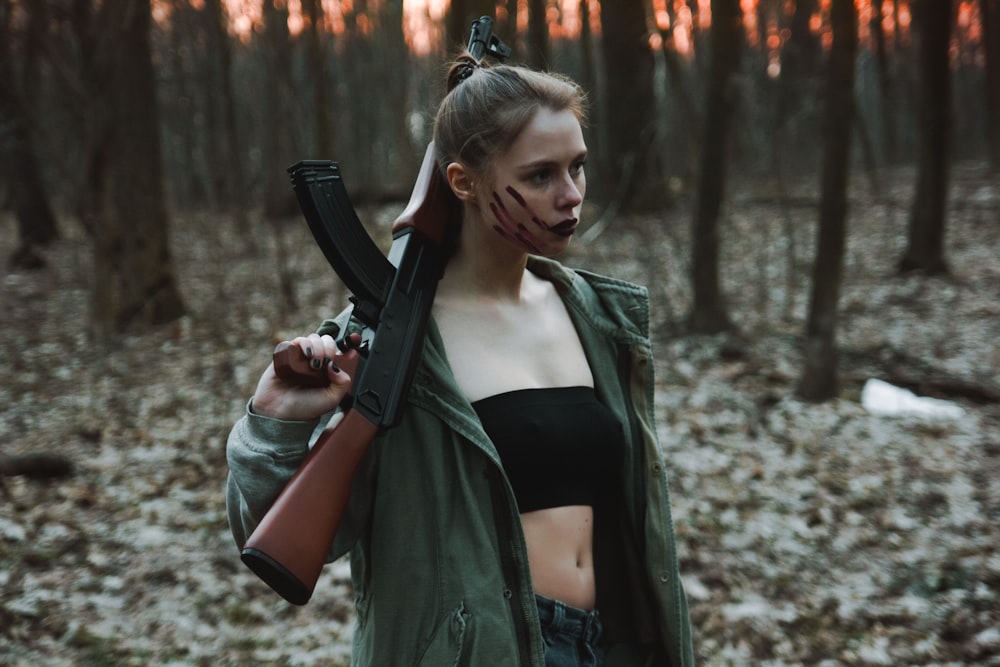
[240,406,378,605]
[239,16,510,606]
[239,148,451,605]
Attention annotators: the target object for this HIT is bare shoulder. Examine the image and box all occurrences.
[433,275,592,402]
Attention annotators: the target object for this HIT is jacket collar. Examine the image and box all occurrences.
[526,256,650,347]
[410,257,650,427]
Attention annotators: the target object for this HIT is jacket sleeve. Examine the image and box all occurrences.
[225,401,328,548]
[226,310,373,559]
[225,400,373,564]
[226,310,355,549]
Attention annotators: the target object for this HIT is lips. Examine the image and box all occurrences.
[548,218,579,237]
[495,186,580,244]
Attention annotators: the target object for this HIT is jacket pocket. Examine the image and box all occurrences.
[416,603,471,667]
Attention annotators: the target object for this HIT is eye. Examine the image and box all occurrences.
[527,169,551,185]
[570,160,586,177]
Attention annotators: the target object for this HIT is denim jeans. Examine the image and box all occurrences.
[535,594,605,667]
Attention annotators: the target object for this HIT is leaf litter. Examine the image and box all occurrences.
[1,163,998,666]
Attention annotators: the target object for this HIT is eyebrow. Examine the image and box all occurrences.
[518,151,588,171]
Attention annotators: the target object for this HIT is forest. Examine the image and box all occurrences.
[2,0,999,665]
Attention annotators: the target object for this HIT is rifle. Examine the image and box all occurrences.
[238,17,511,606]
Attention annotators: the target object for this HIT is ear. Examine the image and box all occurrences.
[446,162,477,202]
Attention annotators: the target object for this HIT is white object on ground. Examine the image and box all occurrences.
[861,378,965,419]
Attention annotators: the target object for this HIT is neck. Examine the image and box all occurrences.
[439,216,531,303]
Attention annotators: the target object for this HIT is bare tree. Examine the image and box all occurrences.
[798,0,858,402]
[655,5,699,183]
[984,0,1000,172]
[0,0,59,269]
[526,0,549,68]
[778,0,820,117]
[379,0,416,181]
[576,0,598,160]
[204,0,250,215]
[772,0,823,180]
[91,0,185,332]
[260,0,299,220]
[577,0,596,96]
[599,0,663,212]
[899,0,952,274]
[302,0,334,159]
[68,0,111,239]
[447,0,497,51]
[687,0,742,333]
[161,1,205,206]
[870,0,899,165]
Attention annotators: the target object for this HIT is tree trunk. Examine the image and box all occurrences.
[899,0,952,274]
[260,0,299,220]
[0,0,60,268]
[382,0,415,180]
[204,0,250,213]
[798,0,858,402]
[496,0,518,59]
[578,0,596,97]
[92,0,185,333]
[302,0,334,159]
[164,3,204,207]
[984,0,1000,172]
[526,0,549,68]
[63,0,104,239]
[448,0,497,52]
[599,0,663,212]
[658,25,699,183]
[773,0,821,177]
[577,0,598,164]
[779,0,819,120]
[687,0,742,333]
[871,0,898,165]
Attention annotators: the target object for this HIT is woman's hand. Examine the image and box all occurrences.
[250,333,357,421]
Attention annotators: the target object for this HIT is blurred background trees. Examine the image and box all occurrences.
[798,0,857,400]
[0,0,995,396]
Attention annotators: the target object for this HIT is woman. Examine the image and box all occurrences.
[227,51,694,667]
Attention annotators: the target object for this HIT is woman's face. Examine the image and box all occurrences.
[479,107,587,257]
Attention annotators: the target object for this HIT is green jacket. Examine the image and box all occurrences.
[227,256,694,666]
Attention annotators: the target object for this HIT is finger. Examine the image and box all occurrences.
[330,343,364,378]
[272,342,326,385]
[326,358,349,383]
[288,335,319,360]
[341,332,364,351]
[317,333,340,360]
[296,333,335,371]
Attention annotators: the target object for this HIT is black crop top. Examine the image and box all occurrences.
[472,386,626,513]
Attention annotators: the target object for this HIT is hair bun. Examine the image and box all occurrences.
[446,53,481,91]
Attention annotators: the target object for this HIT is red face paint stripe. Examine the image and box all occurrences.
[505,185,527,207]
[507,185,574,234]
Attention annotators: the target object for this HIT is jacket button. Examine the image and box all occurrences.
[502,589,513,599]
[659,572,670,584]
[651,462,662,475]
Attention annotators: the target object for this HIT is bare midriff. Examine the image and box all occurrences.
[520,505,596,610]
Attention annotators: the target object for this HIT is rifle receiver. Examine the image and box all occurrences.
[467,16,511,62]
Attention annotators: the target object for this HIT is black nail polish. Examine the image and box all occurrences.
[305,347,314,358]
[330,361,342,374]
[311,358,322,369]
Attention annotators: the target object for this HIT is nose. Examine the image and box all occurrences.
[558,172,584,209]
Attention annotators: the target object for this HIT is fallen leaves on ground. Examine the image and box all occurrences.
[1,163,998,666]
